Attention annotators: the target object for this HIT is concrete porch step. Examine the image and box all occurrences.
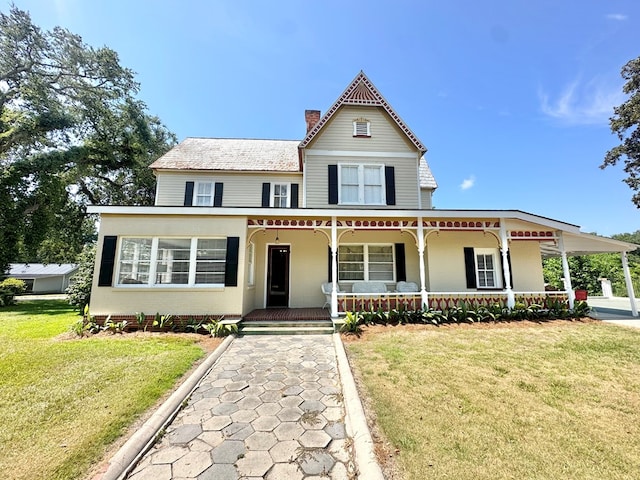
[239,319,335,335]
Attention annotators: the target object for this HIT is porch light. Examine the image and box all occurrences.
[275,229,280,244]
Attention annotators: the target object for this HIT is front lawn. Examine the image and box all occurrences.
[345,321,640,480]
[0,300,207,480]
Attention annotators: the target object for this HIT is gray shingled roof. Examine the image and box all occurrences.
[151,137,438,188]
[150,138,301,172]
[8,263,78,277]
[419,157,438,189]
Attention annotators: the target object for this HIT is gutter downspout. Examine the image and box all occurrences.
[621,251,638,317]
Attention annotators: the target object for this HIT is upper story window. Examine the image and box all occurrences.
[338,164,385,205]
[353,118,371,137]
[194,182,213,206]
[271,183,290,208]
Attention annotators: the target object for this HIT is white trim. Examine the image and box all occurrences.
[305,149,416,158]
[115,236,227,288]
[338,243,395,283]
[194,181,214,207]
[269,182,291,208]
[338,163,386,206]
[87,206,584,233]
[473,248,503,289]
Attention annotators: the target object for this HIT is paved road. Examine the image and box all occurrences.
[127,335,355,479]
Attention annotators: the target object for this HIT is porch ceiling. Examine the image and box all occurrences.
[540,231,638,257]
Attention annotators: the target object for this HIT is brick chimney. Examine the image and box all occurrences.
[305,110,321,133]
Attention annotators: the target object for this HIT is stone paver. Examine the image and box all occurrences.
[126,335,355,479]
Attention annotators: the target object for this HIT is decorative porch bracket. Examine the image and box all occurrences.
[557,231,575,309]
[499,219,515,309]
[621,251,639,317]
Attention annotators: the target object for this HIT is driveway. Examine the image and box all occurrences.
[587,296,640,328]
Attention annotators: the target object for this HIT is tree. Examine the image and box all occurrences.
[0,6,176,272]
[65,243,95,312]
[602,56,640,207]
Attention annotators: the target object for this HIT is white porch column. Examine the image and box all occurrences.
[416,216,429,309]
[499,219,515,308]
[557,231,575,309]
[331,216,338,317]
[621,251,638,317]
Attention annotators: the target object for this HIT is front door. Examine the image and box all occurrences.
[267,245,290,307]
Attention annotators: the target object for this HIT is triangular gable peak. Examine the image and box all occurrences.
[298,71,428,156]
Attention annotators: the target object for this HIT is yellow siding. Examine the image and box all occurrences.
[309,106,415,152]
[155,171,302,207]
[90,214,247,316]
[304,154,420,209]
[426,231,544,292]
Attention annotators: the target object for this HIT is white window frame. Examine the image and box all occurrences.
[194,181,214,206]
[270,182,291,208]
[474,248,502,289]
[338,243,395,282]
[352,120,371,137]
[338,164,386,205]
[115,237,227,288]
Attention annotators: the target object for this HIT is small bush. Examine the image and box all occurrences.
[0,277,26,306]
[66,244,95,312]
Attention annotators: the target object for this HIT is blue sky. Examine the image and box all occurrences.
[9,0,640,236]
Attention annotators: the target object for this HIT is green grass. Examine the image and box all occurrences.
[345,321,640,480]
[0,300,206,480]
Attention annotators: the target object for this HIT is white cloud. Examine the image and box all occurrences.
[606,13,628,21]
[460,176,475,190]
[538,76,625,126]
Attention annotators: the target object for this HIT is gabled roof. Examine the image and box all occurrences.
[150,138,301,172]
[7,263,78,278]
[298,71,428,154]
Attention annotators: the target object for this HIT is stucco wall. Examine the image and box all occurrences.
[90,214,247,316]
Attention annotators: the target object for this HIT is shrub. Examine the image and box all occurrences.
[0,277,26,306]
[66,244,95,312]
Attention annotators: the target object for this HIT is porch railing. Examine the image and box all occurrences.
[335,291,569,315]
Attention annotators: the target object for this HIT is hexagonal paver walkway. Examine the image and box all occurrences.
[127,335,356,479]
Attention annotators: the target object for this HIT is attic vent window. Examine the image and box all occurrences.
[353,119,371,137]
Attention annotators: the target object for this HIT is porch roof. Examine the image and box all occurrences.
[540,231,638,257]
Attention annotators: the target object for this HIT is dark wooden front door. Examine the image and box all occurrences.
[267,245,290,307]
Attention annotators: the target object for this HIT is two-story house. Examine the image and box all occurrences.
[88,71,638,322]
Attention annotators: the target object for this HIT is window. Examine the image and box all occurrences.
[353,119,371,137]
[338,164,385,205]
[247,242,255,286]
[194,182,213,206]
[117,238,152,284]
[271,183,289,208]
[116,237,227,287]
[338,244,394,282]
[475,248,502,289]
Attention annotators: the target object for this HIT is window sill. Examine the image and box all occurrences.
[112,285,226,291]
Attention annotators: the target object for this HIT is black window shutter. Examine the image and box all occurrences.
[262,183,270,207]
[328,165,338,204]
[224,237,240,286]
[290,183,299,208]
[328,246,332,282]
[184,181,194,206]
[464,247,477,288]
[98,236,118,287]
[385,166,396,205]
[214,182,223,207]
[395,243,406,281]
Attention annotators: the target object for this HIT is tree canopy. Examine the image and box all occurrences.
[0,6,176,272]
[603,56,640,207]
